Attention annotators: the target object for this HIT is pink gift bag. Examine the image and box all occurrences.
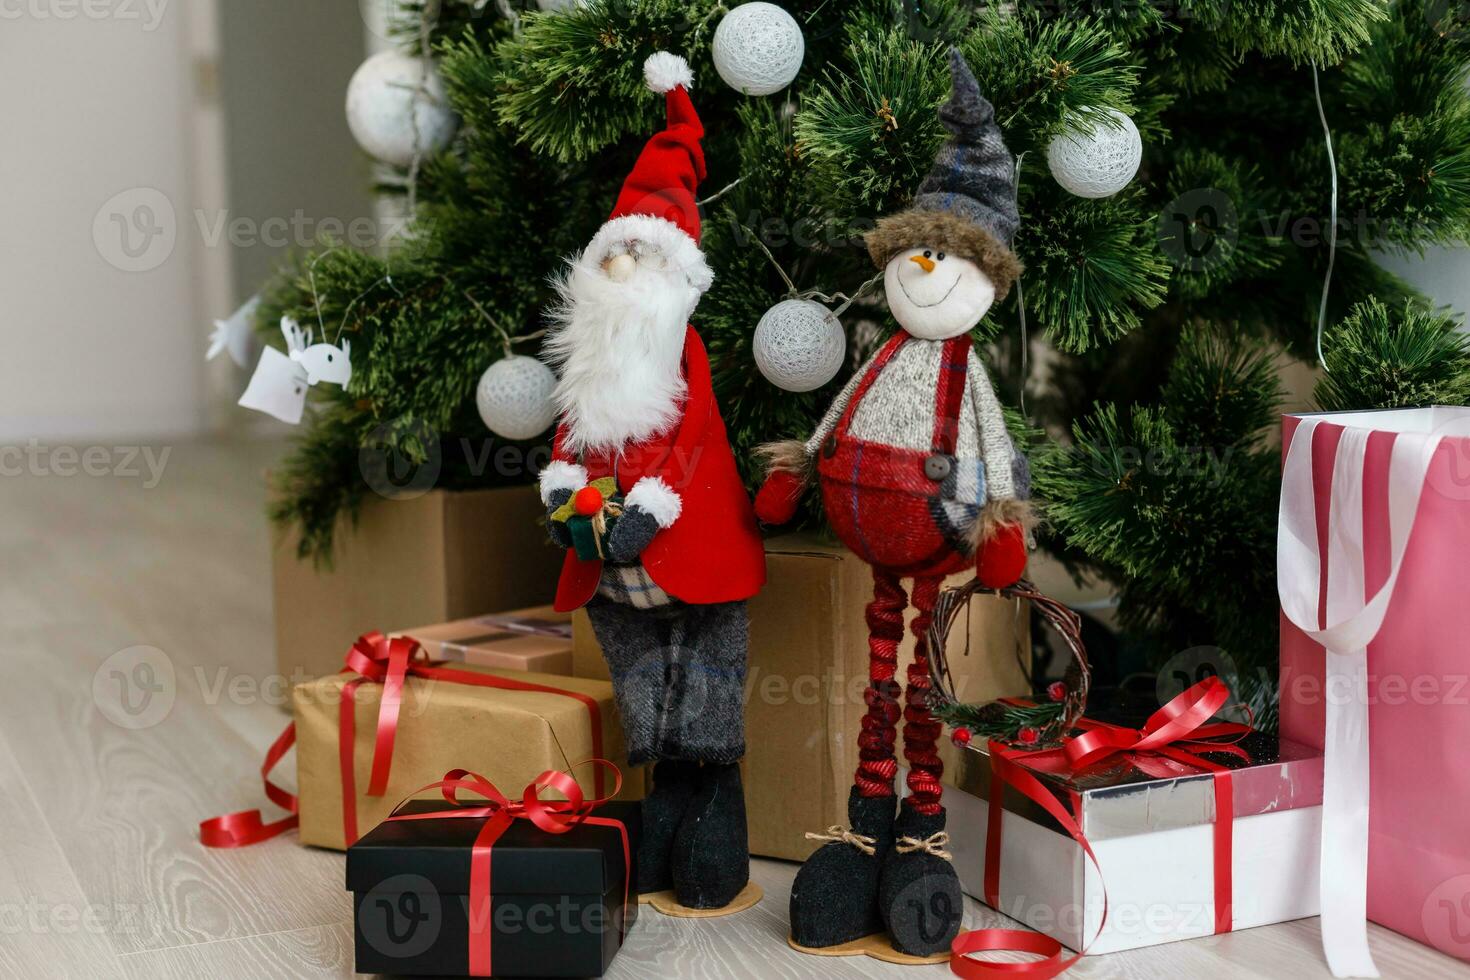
[1279,408,1470,976]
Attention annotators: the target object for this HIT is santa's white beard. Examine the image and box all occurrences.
[545,258,697,456]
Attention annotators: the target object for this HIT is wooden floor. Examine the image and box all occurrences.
[0,438,1465,979]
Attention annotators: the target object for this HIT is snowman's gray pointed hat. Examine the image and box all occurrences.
[865,48,1022,298]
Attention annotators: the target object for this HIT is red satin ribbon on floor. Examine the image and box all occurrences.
[198,721,300,847]
[954,677,1251,977]
[386,763,629,979]
[201,631,606,849]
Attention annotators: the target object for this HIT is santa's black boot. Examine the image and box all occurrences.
[638,760,701,894]
[878,801,964,957]
[789,788,898,948]
[670,763,750,909]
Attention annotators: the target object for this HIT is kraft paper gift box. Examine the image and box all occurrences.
[349,797,641,978]
[293,653,642,851]
[1279,407,1470,968]
[571,532,1029,861]
[928,728,1325,956]
[399,605,574,675]
[273,485,564,684]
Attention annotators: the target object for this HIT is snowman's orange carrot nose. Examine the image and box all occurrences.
[909,254,935,273]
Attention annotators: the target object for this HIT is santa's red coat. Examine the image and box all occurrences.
[550,326,766,611]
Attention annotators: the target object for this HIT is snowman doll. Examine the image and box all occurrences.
[755,49,1032,958]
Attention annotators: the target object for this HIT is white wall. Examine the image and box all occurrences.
[0,3,208,443]
[215,0,376,316]
[0,2,375,444]
[1378,248,1470,322]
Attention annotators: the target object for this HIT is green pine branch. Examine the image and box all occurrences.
[492,0,725,163]
[1315,297,1470,411]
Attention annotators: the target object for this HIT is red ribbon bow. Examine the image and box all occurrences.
[954,677,1252,979]
[1059,674,1250,773]
[387,761,623,836]
[387,763,629,978]
[200,631,605,849]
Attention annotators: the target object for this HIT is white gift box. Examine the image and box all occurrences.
[907,732,1325,954]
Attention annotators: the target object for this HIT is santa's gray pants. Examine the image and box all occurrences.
[584,597,747,767]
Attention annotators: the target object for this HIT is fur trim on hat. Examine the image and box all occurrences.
[865,209,1022,300]
[586,212,713,293]
[644,52,693,94]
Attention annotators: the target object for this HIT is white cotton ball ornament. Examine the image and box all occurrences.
[535,0,584,10]
[712,2,805,97]
[1046,108,1142,199]
[476,355,557,440]
[346,50,458,168]
[753,299,846,393]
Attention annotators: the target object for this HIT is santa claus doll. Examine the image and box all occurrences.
[756,49,1032,957]
[537,52,766,913]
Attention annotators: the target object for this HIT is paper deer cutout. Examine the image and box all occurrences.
[281,317,353,387]
[237,317,353,425]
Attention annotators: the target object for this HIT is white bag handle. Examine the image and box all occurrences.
[1277,416,1442,978]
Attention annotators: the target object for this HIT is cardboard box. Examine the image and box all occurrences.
[572,532,1029,861]
[294,662,643,851]
[401,605,574,676]
[273,486,564,684]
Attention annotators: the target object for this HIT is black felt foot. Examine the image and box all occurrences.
[878,802,964,957]
[789,788,897,949]
[638,760,700,894]
[670,763,750,909]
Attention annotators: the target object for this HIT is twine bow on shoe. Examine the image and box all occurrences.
[896,831,952,860]
[805,825,879,856]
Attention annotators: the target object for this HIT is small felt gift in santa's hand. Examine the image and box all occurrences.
[548,477,623,561]
[546,475,676,563]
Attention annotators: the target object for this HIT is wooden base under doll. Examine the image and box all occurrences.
[641,881,764,919]
[787,932,951,966]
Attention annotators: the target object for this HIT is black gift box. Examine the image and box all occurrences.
[347,800,641,977]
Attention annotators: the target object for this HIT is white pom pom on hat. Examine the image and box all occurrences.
[644,51,693,94]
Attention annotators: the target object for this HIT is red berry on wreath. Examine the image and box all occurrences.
[951,726,973,747]
[1017,727,1040,745]
[574,485,605,516]
[1048,681,1068,702]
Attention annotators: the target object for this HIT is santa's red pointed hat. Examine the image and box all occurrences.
[586,52,713,292]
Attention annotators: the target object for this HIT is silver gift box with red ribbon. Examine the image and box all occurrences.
[911,724,1326,956]
[1005,729,1324,840]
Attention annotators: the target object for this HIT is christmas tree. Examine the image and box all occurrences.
[257,0,1470,724]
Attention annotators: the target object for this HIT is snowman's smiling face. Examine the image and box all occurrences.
[884,246,996,340]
